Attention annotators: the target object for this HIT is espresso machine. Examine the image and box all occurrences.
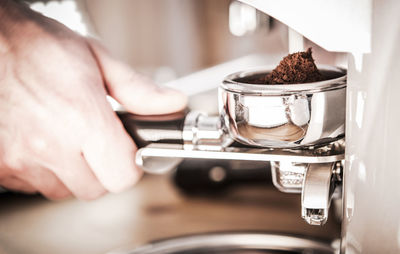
[115,0,400,253]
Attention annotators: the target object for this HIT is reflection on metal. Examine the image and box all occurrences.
[301,163,338,226]
[229,1,271,37]
[109,232,334,254]
[219,66,346,148]
[136,153,182,175]
[136,141,344,169]
[182,111,232,151]
[271,161,308,193]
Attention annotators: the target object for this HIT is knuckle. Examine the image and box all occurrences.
[1,148,23,172]
[27,136,50,155]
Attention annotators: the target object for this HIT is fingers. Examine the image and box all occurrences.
[87,38,187,115]
[7,166,73,200]
[48,154,107,200]
[0,176,37,194]
[2,153,108,200]
[82,106,143,193]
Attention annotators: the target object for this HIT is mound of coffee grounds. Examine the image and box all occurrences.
[265,48,323,84]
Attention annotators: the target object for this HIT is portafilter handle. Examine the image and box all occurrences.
[117,110,232,174]
[117,110,187,149]
[117,110,231,150]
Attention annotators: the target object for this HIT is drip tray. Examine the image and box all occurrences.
[110,233,334,254]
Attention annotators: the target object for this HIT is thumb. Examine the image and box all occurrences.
[87,39,187,115]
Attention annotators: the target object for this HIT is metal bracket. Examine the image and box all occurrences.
[135,141,344,226]
[136,141,344,174]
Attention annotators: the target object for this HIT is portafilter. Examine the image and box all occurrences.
[118,65,347,226]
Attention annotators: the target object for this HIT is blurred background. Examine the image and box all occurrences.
[29,0,290,83]
[29,0,346,84]
[30,0,291,82]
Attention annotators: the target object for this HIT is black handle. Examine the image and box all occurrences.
[117,110,187,148]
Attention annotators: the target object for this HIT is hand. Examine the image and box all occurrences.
[0,1,187,200]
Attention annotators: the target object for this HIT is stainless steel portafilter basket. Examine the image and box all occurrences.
[219,66,347,148]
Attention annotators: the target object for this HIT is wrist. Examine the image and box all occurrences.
[0,0,30,29]
[0,0,47,51]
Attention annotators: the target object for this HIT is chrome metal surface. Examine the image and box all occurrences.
[219,66,346,148]
[109,233,334,254]
[182,111,231,151]
[136,141,345,174]
[271,162,343,197]
[271,162,307,193]
[301,163,336,226]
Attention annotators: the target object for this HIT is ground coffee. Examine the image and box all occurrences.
[265,48,323,84]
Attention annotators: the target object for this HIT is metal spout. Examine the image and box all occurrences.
[301,162,338,226]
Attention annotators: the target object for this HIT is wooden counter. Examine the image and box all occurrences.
[0,174,340,254]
